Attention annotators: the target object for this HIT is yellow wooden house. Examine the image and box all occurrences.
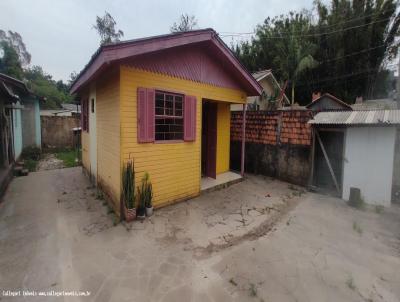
[70,29,261,214]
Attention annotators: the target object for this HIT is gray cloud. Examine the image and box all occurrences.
[0,0,314,81]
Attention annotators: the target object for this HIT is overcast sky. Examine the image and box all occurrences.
[0,0,315,81]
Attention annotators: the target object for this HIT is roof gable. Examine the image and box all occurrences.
[306,93,352,111]
[70,29,262,95]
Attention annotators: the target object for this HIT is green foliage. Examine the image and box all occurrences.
[170,14,198,33]
[233,0,400,104]
[0,41,24,79]
[93,12,124,45]
[138,172,153,208]
[55,149,78,168]
[0,30,31,67]
[21,146,42,161]
[24,66,73,109]
[24,159,38,172]
[122,160,135,209]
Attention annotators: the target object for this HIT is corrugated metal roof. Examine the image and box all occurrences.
[308,110,400,125]
[351,99,398,110]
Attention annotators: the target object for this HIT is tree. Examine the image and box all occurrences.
[0,30,31,67]
[25,65,73,109]
[93,12,124,45]
[233,0,400,104]
[170,14,198,33]
[0,41,24,79]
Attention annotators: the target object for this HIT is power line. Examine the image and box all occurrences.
[220,17,393,39]
[220,8,397,37]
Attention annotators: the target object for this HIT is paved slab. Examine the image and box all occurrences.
[0,167,399,302]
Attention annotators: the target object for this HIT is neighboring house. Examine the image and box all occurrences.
[309,110,400,206]
[306,92,352,111]
[351,98,398,110]
[70,29,261,214]
[41,103,81,116]
[0,73,41,197]
[231,69,289,111]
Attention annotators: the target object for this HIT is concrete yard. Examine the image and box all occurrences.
[0,167,400,302]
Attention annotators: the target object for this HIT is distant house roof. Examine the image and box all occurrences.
[251,69,290,104]
[308,110,400,126]
[70,29,262,96]
[61,103,81,112]
[306,93,352,111]
[0,73,31,101]
[351,98,398,110]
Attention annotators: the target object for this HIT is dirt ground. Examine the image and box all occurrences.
[0,167,399,302]
[36,153,65,171]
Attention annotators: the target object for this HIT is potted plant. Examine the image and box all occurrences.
[143,173,154,216]
[136,187,146,220]
[122,160,136,222]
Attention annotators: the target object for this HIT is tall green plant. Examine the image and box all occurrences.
[138,172,153,208]
[122,160,135,209]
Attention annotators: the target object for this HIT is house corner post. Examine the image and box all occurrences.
[241,104,246,177]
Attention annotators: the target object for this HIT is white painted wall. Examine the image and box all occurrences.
[342,126,396,206]
[89,84,97,181]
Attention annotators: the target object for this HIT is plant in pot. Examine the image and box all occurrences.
[142,172,154,216]
[136,186,146,220]
[122,160,136,222]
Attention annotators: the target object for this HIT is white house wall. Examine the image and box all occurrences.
[342,126,396,206]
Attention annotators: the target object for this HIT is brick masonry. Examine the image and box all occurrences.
[230,110,314,186]
[231,110,313,146]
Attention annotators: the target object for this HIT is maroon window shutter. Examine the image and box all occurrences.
[137,88,155,143]
[184,95,196,141]
[146,89,155,141]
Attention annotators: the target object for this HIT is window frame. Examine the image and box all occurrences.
[154,90,184,142]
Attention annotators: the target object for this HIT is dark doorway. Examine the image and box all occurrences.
[313,129,345,195]
[201,101,217,179]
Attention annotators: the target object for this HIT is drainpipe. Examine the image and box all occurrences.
[241,104,246,177]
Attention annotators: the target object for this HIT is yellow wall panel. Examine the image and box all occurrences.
[96,72,121,211]
[120,66,245,207]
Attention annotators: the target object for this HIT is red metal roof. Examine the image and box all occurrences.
[70,29,262,96]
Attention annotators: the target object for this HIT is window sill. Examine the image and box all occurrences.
[155,140,185,144]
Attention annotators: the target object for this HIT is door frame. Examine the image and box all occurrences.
[201,100,217,179]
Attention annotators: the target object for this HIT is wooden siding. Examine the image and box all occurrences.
[96,72,121,211]
[81,131,90,172]
[120,66,245,208]
[216,102,230,174]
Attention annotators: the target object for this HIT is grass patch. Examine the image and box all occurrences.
[55,149,79,168]
[353,221,363,235]
[24,158,38,172]
[375,205,384,214]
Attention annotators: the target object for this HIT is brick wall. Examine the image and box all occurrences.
[231,110,313,146]
[230,110,314,186]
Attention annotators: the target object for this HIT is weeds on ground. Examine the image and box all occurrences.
[375,205,384,214]
[346,275,356,290]
[55,149,79,168]
[348,196,365,210]
[249,283,257,297]
[353,221,363,235]
[21,146,42,171]
[229,278,238,286]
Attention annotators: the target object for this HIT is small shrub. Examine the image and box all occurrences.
[21,146,41,161]
[122,160,135,209]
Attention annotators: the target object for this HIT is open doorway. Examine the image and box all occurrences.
[201,100,217,179]
[313,129,345,195]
